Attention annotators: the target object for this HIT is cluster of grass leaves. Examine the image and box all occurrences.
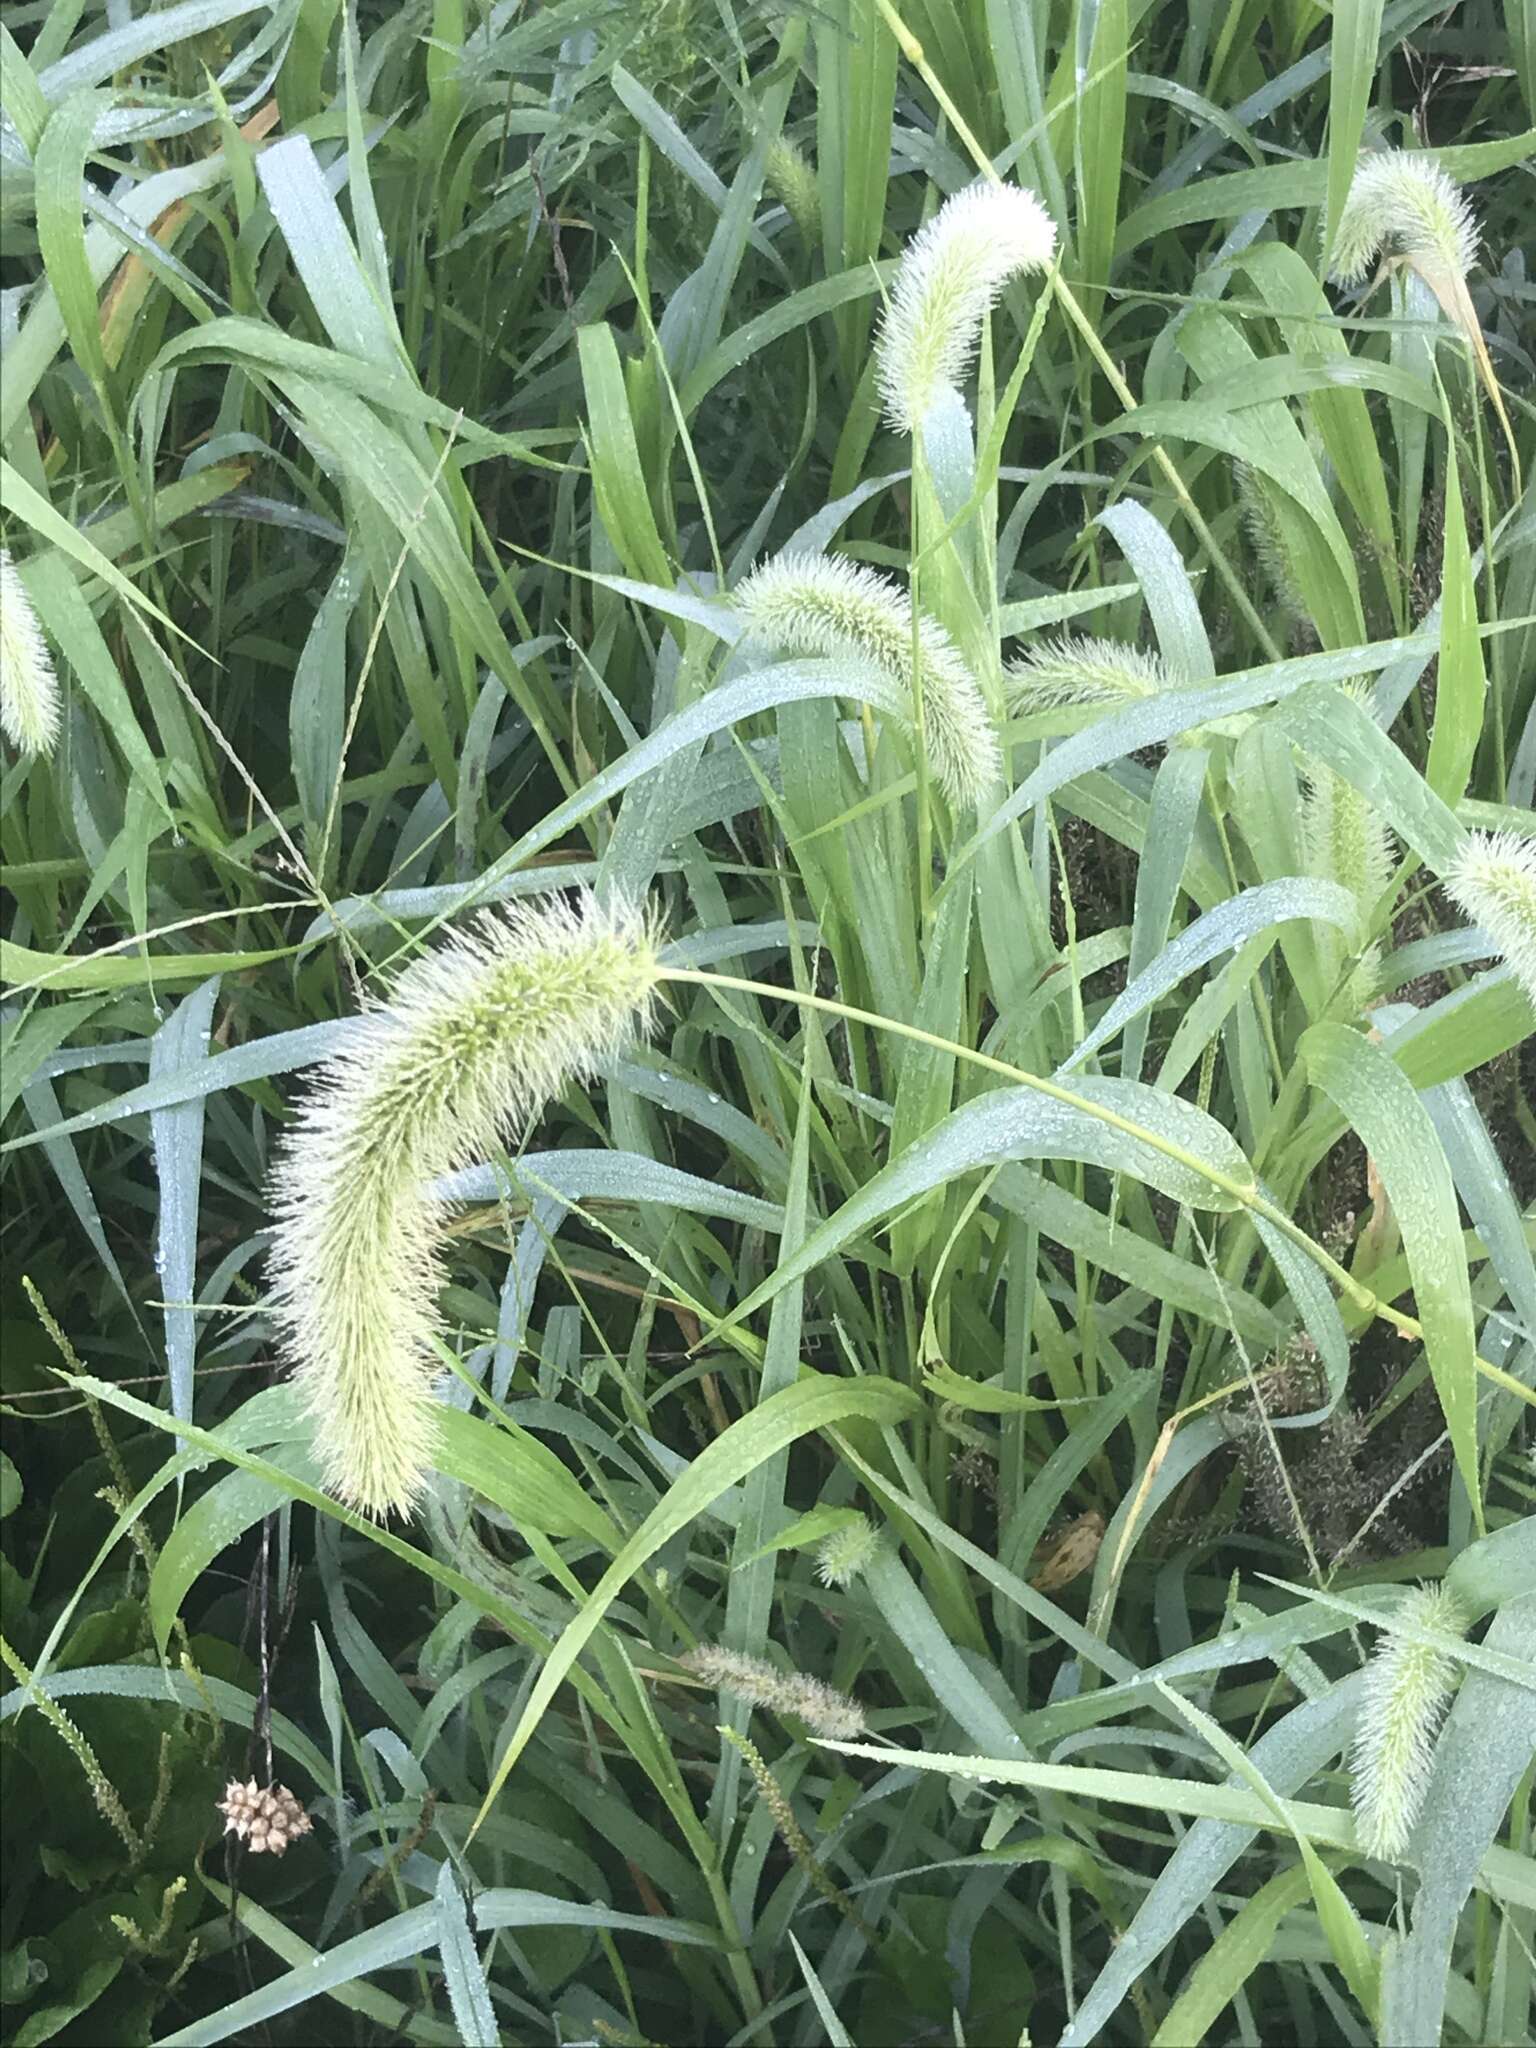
[2,0,1534,2043]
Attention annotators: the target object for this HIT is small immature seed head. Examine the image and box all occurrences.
[268,891,662,1518]
[1330,151,1478,294]
[1006,635,1172,711]
[1350,1581,1467,1862]
[735,549,1001,806]
[765,135,820,245]
[1444,830,1536,1007]
[1300,725,1395,1004]
[815,1513,880,1589]
[0,547,61,757]
[875,180,1056,434]
[681,1644,867,1741]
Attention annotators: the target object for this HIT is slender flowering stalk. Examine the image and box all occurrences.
[1350,1582,1467,1861]
[269,891,662,1517]
[680,1645,866,1740]
[0,548,61,757]
[875,180,1056,433]
[1444,830,1536,1006]
[1330,151,1478,298]
[1006,635,1172,711]
[735,550,1000,805]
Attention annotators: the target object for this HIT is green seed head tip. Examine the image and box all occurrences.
[1330,151,1478,291]
[736,550,1001,806]
[0,548,61,758]
[268,890,662,1518]
[1350,1581,1468,1862]
[1445,829,1536,1007]
[875,180,1055,434]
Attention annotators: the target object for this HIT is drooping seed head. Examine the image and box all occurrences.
[1330,151,1479,294]
[1006,635,1172,711]
[875,180,1056,434]
[735,550,1001,806]
[680,1645,866,1740]
[1350,1581,1467,1861]
[1444,830,1536,1006]
[268,891,662,1517]
[0,548,61,757]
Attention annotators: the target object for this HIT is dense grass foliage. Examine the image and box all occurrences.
[2,2,1534,2043]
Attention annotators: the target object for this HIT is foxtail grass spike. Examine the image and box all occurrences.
[680,1645,866,1740]
[735,550,1000,805]
[875,180,1056,434]
[0,548,61,757]
[1350,1582,1467,1861]
[1330,151,1478,295]
[1445,830,1536,1006]
[1300,725,1394,1003]
[815,1515,879,1589]
[765,135,820,245]
[268,891,662,1518]
[1005,635,1172,711]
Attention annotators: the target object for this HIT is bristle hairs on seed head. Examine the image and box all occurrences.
[1444,829,1536,1006]
[268,890,662,1518]
[875,180,1056,434]
[816,1514,880,1589]
[1005,635,1171,711]
[0,547,61,757]
[1330,151,1479,291]
[680,1645,866,1740]
[1300,703,1395,1003]
[734,550,1001,806]
[1350,1580,1468,1862]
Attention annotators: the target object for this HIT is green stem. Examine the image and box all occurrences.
[663,966,1535,1409]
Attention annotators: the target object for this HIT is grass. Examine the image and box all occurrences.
[1,1,1534,2044]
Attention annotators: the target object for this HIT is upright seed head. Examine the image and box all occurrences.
[0,548,61,757]
[815,1513,880,1589]
[1330,151,1479,296]
[1300,711,1394,1004]
[875,180,1056,434]
[268,891,662,1518]
[1006,635,1172,711]
[735,549,1001,806]
[1444,830,1536,1006]
[1350,1581,1467,1861]
[765,135,820,246]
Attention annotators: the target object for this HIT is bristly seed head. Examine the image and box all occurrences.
[680,1644,866,1740]
[875,180,1056,434]
[1006,635,1172,711]
[268,891,663,1518]
[1,547,61,757]
[815,1514,880,1589]
[1350,1581,1467,1862]
[735,549,1001,806]
[1330,151,1479,293]
[1444,829,1536,1007]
